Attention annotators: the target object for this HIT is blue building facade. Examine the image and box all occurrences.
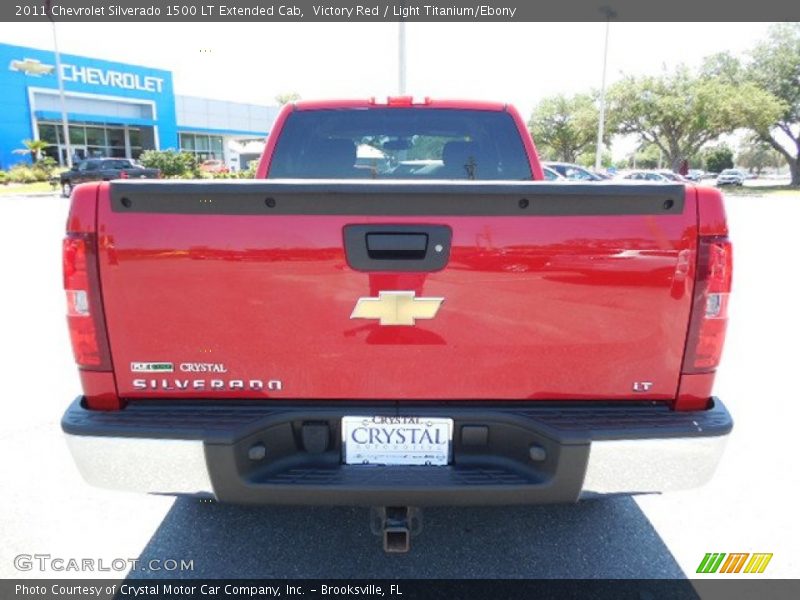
[1,43,177,168]
[0,43,277,170]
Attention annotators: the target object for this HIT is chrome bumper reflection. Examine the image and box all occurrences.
[65,431,729,499]
[580,434,729,496]
[64,434,214,496]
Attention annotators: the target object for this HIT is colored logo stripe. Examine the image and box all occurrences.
[719,553,749,573]
[697,553,726,573]
[744,553,773,574]
[697,552,773,574]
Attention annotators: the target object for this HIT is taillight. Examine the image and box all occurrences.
[683,237,732,373]
[63,233,112,370]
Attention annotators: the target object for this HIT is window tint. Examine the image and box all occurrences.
[86,127,105,146]
[69,126,86,145]
[107,160,133,169]
[107,128,125,148]
[268,108,532,180]
[38,124,58,144]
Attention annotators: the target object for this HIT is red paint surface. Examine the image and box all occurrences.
[96,192,699,401]
[675,372,716,411]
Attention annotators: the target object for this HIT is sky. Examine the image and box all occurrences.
[0,21,777,159]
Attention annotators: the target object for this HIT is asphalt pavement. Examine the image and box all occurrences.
[0,188,797,579]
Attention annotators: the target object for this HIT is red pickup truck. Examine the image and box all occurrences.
[61,98,732,552]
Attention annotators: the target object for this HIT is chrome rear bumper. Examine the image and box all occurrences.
[63,397,732,504]
[64,430,729,499]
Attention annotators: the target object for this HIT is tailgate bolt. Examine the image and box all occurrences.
[529,444,547,462]
[519,198,529,209]
[248,442,267,461]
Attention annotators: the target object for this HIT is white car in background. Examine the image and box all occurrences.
[655,170,690,182]
[716,169,746,186]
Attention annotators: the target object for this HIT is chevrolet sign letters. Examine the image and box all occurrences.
[9,57,164,93]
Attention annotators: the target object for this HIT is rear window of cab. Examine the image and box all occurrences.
[268,108,532,181]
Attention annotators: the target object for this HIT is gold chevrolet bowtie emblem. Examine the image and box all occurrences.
[350,291,444,326]
[9,58,55,76]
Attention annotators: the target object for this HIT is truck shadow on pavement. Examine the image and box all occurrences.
[129,496,686,578]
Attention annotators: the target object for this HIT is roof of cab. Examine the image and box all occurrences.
[292,98,508,111]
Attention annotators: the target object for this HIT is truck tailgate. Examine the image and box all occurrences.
[97,180,696,401]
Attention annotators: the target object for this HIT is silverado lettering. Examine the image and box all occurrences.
[61,97,733,553]
[131,379,282,391]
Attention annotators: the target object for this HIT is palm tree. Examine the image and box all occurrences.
[13,139,51,164]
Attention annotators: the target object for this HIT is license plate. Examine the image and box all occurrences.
[341,416,453,466]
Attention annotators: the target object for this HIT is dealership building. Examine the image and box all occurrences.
[0,42,279,170]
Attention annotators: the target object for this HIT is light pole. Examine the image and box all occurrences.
[595,7,616,171]
[398,16,407,94]
[47,5,72,168]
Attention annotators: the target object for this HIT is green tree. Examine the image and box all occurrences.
[703,145,734,174]
[629,144,663,169]
[606,65,782,172]
[575,149,611,168]
[747,23,800,185]
[139,150,199,178]
[701,52,744,84]
[737,137,784,175]
[528,93,602,163]
[13,139,50,164]
[275,92,301,106]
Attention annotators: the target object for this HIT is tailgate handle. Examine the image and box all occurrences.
[366,233,428,260]
[343,224,452,272]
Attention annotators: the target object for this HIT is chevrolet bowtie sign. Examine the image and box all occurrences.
[9,57,165,93]
[350,291,444,326]
[9,58,55,76]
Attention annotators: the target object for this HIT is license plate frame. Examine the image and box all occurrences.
[341,416,453,466]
